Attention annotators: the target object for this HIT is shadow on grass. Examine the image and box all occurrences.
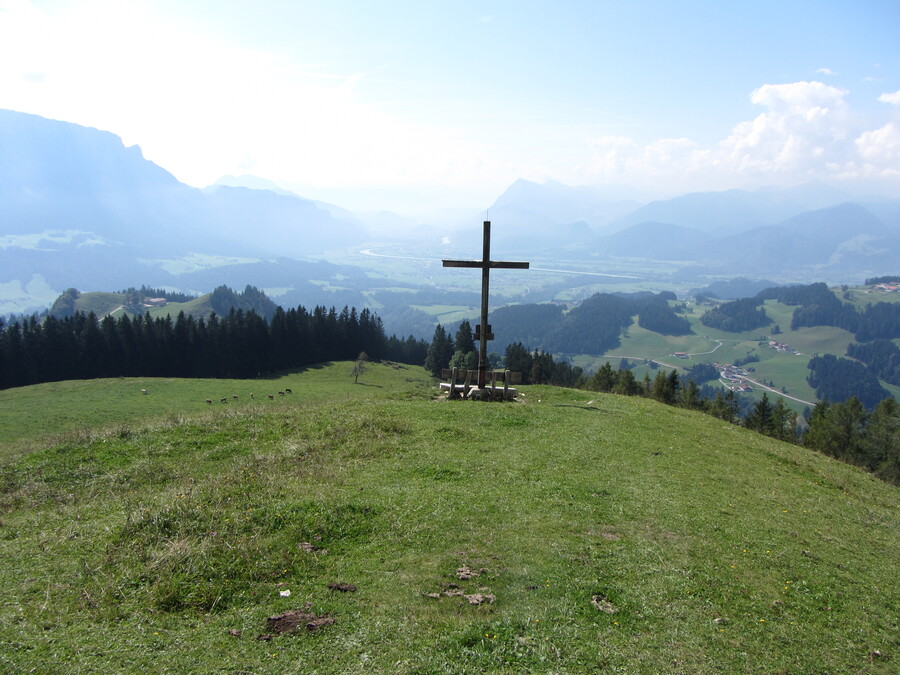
[553,404,601,411]
[258,362,335,380]
[354,383,384,388]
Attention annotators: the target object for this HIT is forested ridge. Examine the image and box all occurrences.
[489,291,691,355]
[807,354,891,410]
[699,297,772,332]
[0,304,427,389]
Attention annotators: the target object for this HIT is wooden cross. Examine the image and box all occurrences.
[442,220,529,389]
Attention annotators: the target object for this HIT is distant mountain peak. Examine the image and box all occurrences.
[212,174,294,196]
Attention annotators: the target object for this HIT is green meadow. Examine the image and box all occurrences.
[0,362,896,673]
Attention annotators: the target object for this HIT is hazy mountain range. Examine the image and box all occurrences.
[1,108,898,315]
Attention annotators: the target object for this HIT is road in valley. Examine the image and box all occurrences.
[600,335,816,407]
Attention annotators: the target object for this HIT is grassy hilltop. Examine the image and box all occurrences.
[0,363,897,673]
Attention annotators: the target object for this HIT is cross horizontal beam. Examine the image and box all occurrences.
[442,260,530,269]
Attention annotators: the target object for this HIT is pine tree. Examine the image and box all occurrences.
[652,370,678,405]
[503,342,533,382]
[769,398,797,442]
[454,320,476,356]
[589,362,615,392]
[424,325,453,377]
[863,398,900,483]
[679,379,702,410]
[612,368,641,396]
[745,393,773,434]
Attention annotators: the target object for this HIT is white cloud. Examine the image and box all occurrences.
[718,82,851,170]
[878,90,900,106]
[855,123,900,173]
[815,67,836,76]
[582,81,899,192]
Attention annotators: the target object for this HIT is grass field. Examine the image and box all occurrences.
[0,362,427,449]
[144,295,214,320]
[0,363,896,673]
[75,291,126,316]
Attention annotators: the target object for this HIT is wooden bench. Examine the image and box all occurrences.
[440,368,521,400]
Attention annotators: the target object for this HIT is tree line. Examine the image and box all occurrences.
[699,297,772,332]
[807,354,891,410]
[422,320,585,388]
[0,304,428,389]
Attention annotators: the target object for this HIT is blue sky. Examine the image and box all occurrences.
[1,0,898,213]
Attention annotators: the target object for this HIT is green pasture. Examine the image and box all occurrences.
[842,287,900,308]
[69,291,216,321]
[75,291,125,316]
[0,362,431,451]
[144,295,215,319]
[0,370,896,673]
[410,304,478,324]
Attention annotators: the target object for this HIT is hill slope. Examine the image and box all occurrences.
[0,365,896,673]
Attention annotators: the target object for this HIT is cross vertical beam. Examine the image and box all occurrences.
[442,221,529,389]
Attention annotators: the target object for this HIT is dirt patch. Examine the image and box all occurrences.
[456,565,486,580]
[328,582,356,592]
[265,609,335,634]
[591,594,618,614]
[298,542,328,554]
[464,593,495,605]
[425,567,496,605]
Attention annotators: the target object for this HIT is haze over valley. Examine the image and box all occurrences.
[2,108,899,323]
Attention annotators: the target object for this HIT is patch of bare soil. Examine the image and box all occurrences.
[585,526,621,541]
[424,566,496,606]
[298,541,328,554]
[264,609,335,636]
[456,565,487,580]
[591,594,618,613]
[464,593,495,605]
[328,582,356,592]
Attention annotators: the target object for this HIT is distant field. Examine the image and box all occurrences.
[410,304,478,323]
[567,296,897,412]
[144,295,214,319]
[67,291,214,320]
[842,287,900,308]
[76,291,125,316]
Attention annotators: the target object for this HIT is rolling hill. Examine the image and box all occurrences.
[0,364,896,672]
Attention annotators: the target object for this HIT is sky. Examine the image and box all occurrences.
[1,0,899,214]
